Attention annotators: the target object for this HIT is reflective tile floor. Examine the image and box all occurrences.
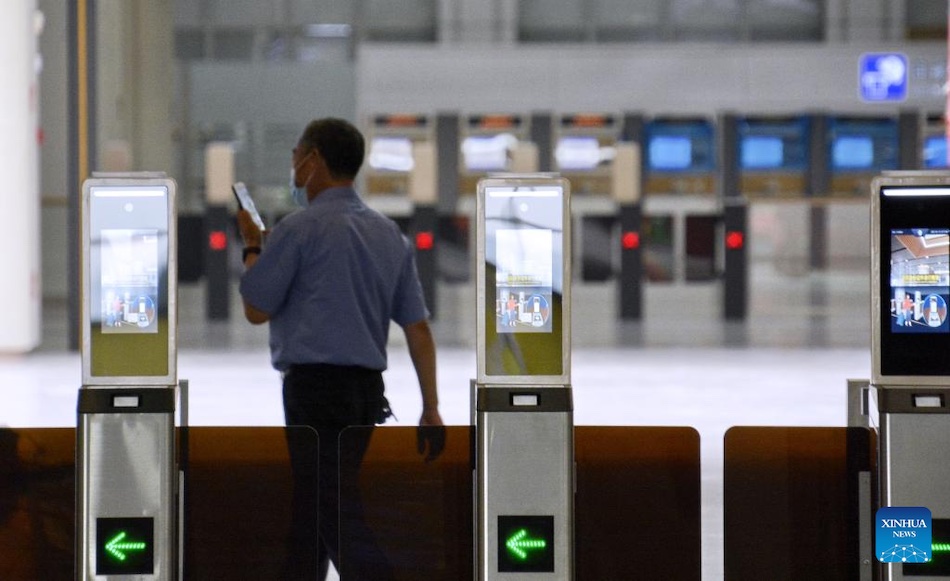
[1,261,873,580]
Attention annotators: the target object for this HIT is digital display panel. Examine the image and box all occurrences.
[482,181,565,377]
[496,229,553,333]
[649,136,692,170]
[830,117,898,172]
[368,136,414,172]
[498,515,554,573]
[462,134,517,172]
[923,136,949,169]
[96,517,154,575]
[905,519,950,576]
[878,185,950,377]
[738,117,809,171]
[645,120,715,173]
[833,136,874,169]
[742,137,783,169]
[88,185,170,379]
[100,229,159,334]
[555,136,603,171]
[889,229,949,334]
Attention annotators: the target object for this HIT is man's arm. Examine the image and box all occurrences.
[237,210,270,325]
[403,319,443,426]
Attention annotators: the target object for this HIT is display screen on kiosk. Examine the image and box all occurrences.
[879,186,950,376]
[483,183,564,376]
[830,117,898,172]
[738,117,809,171]
[923,136,949,169]
[554,136,603,171]
[89,186,170,378]
[645,120,715,173]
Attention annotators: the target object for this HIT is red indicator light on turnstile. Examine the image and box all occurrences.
[415,231,434,251]
[208,231,227,251]
[621,231,640,250]
[725,231,744,250]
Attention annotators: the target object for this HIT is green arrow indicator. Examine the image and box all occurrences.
[105,531,147,561]
[934,542,950,554]
[506,528,547,561]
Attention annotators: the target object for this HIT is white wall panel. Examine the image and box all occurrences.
[0,0,40,352]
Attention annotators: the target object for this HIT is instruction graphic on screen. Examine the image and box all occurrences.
[889,228,949,333]
[496,229,553,333]
[100,229,159,334]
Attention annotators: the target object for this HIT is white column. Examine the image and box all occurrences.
[0,0,41,353]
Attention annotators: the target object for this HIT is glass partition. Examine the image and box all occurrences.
[0,428,75,580]
[724,426,876,581]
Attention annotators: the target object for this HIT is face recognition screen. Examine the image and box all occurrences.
[100,229,159,334]
[496,229,553,333]
[483,183,565,377]
[879,186,950,377]
[889,229,949,334]
[89,185,170,378]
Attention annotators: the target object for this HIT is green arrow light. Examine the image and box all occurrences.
[105,531,147,561]
[506,528,547,561]
[933,542,950,554]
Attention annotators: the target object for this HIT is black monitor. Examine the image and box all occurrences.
[874,177,950,381]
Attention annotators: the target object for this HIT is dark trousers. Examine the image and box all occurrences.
[281,364,394,581]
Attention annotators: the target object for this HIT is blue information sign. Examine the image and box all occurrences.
[860,53,908,102]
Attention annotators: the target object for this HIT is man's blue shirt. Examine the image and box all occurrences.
[239,186,429,371]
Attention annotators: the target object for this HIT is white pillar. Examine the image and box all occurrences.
[0,0,41,353]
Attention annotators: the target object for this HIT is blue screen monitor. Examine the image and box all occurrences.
[833,136,874,169]
[924,135,949,169]
[741,136,784,169]
[649,136,692,171]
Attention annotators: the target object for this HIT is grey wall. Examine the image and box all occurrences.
[356,42,946,116]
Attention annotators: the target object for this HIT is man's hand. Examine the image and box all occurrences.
[236,209,263,247]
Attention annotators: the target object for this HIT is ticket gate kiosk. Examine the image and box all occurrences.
[77,173,179,580]
[870,171,950,580]
[475,175,573,580]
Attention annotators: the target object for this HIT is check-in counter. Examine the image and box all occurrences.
[828,115,898,197]
[458,114,531,196]
[554,114,622,283]
[922,113,948,169]
[737,116,810,199]
[644,117,717,197]
[642,117,719,284]
[554,113,620,196]
[364,114,432,218]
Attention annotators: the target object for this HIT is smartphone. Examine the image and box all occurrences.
[232,182,266,231]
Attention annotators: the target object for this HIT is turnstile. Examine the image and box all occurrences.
[871,171,950,580]
[475,175,574,580]
[77,173,179,580]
